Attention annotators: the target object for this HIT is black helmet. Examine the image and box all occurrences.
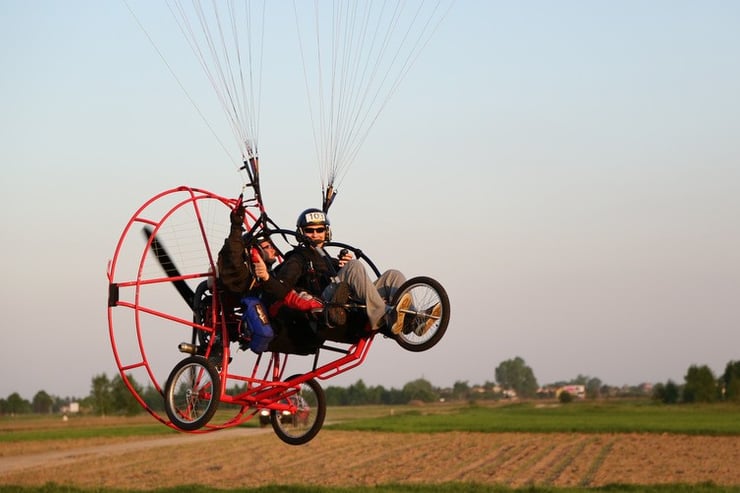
[296,208,332,241]
[296,208,329,228]
[242,230,271,246]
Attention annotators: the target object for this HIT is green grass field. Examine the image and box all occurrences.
[327,400,740,435]
[5,400,739,442]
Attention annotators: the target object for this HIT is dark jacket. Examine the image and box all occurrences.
[261,245,339,303]
[217,225,252,294]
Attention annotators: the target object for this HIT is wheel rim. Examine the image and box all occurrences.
[165,356,220,431]
[271,378,325,444]
[167,360,219,427]
[398,282,444,342]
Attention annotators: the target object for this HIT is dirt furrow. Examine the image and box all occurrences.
[2,431,740,489]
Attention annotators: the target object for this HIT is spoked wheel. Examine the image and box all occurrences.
[392,276,450,352]
[270,375,326,446]
[164,356,222,431]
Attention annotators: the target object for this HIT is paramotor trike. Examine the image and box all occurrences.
[107,186,450,445]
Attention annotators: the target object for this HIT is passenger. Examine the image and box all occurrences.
[220,204,327,318]
[251,235,277,271]
[248,233,330,319]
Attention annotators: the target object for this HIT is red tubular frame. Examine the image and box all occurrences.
[107,186,375,432]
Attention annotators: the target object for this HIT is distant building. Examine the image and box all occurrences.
[556,385,585,399]
[61,402,80,414]
[502,389,518,399]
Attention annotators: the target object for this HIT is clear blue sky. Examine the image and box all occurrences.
[1,1,739,401]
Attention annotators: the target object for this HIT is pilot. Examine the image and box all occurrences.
[254,208,434,334]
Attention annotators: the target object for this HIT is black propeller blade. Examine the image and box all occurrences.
[142,226,195,309]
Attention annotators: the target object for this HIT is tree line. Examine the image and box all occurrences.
[2,357,740,416]
[652,361,740,404]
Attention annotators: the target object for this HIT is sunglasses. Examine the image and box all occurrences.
[304,227,326,233]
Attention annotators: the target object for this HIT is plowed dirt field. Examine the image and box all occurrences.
[2,427,739,489]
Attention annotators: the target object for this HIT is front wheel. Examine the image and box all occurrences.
[271,375,326,445]
[164,356,221,431]
[392,276,450,352]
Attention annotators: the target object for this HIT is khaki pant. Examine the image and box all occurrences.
[322,260,406,329]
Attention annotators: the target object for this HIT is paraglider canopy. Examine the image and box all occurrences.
[293,1,454,212]
[130,0,453,214]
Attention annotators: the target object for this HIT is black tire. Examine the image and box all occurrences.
[271,374,326,445]
[164,356,221,431]
[391,276,450,352]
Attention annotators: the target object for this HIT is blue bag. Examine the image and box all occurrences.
[241,297,274,353]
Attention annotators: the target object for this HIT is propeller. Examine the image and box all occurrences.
[142,226,195,309]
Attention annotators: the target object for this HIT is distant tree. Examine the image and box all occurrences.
[32,391,54,414]
[111,374,144,415]
[90,373,113,416]
[324,385,348,406]
[452,381,470,400]
[571,375,588,385]
[585,378,602,399]
[402,378,437,402]
[683,365,717,403]
[652,380,680,404]
[5,392,31,414]
[663,380,680,404]
[651,383,664,401]
[495,357,538,398]
[140,384,165,413]
[365,384,385,405]
[664,380,680,403]
[346,379,369,405]
[558,391,573,404]
[381,387,407,405]
[325,381,394,406]
[51,396,70,414]
[720,360,740,402]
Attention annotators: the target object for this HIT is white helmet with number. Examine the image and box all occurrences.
[296,208,332,242]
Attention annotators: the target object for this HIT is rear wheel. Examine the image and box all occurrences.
[271,375,326,445]
[392,276,450,352]
[164,356,221,431]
